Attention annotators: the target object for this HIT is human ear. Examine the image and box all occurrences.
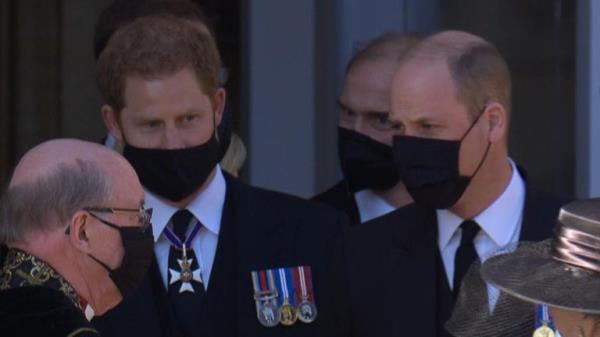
[67,211,92,253]
[483,102,506,143]
[212,88,226,128]
[101,105,124,142]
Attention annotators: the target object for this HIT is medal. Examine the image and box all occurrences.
[533,305,556,337]
[533,326,555,337]
[297,300,317,323]
[251,269,281,327]
[293,266,318,323]
[251,266,317,328]
[168,244,203,293]
[257,300,280,327]
[279,299,297,326]
[276,268,297,326]
[164,216,204,293]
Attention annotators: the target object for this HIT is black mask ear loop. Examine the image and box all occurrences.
[460,105,492,179]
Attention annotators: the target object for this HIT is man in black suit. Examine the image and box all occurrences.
[91,15,346,337]
[312,33,418,224]
[324,30,570,337]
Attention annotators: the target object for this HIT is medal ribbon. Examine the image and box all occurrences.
[275,268,296,306]
[267,269,277,296]
[163,215,202,249]
[535,304,556,330]
[251,271,262,294]
[300,266,314,302]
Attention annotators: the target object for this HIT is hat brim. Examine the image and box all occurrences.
[481,241,600,314]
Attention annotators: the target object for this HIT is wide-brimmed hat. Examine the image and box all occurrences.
[483,198,600,314]
[446,198,600,337]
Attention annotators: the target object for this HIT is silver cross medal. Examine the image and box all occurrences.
[169,243,203,293]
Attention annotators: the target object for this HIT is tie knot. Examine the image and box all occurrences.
[171,209,194,241]
[460,220,480,244]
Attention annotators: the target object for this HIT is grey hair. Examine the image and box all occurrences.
[0,160,112,243]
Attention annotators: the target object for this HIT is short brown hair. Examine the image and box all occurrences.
[403,32,512,121]
[346,32,421,74]
[96,14,222,113]
[93,0,214,60]
[448,43,512,120]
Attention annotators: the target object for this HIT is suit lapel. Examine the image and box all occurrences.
[385,206,438,337]
[341,180,361,224]
[196,176,239,336]
[147,255,184,337]
[207,176,296,336]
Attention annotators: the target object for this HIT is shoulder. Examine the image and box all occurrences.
[521,187,573,241]
[525,187,572,210]
[311,181,351,207]
[343,203,421,251]
[227,176,346,221]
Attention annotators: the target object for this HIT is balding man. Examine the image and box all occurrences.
[323,31,569,337]
[312,32,418,224]
[0,139,153,337]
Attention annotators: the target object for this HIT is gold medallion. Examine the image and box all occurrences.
[279,300,298,326]
[533,325,555,337]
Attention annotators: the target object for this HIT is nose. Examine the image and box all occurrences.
[161,124,186,149]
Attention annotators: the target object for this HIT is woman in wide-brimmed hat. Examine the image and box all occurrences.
[447,199,600,337]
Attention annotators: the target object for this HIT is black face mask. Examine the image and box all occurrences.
[392,112,491,209]
[123,135,222,202]
[85,216,154,299]
[338,127,400,193]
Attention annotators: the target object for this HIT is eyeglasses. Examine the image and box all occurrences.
[65,207,153,235]
[82,207,153,233]
[85,207,152,231]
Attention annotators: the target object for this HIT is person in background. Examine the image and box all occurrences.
[312,32,419,224]
[448,199,600,337]
[220,133,247,178]
[323,30,569,337]
[0,139,153,337]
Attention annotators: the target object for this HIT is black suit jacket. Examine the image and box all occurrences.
[93,175,347,337]
[322,188,569,337]
[312,180,360,224]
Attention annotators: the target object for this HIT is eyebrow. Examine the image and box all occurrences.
[336,99,347,110]
[364,111,389,117]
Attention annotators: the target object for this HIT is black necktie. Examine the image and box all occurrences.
[167,209,205,336]
[453,220,480,298]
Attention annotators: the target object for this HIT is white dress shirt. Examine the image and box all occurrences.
[437,160,525,310]
[354,189,396,223]
[148,165,226,290]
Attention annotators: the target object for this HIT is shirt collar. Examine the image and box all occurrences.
[354,189,396,223]
[438,159,525,249]
[148,165,226,241]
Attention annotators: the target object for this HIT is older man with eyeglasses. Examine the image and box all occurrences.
[0,139,154,337]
